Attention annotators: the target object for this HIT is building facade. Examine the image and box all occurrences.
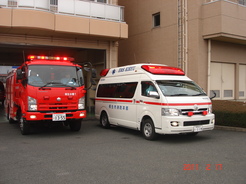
[118,0,246,100]
[0,0,128,111]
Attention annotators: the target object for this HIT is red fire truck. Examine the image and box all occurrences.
[5,55,93,135]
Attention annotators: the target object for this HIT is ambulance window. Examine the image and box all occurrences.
[141,81,158,97]
[97,82,137,98]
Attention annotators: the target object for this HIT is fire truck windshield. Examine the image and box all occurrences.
[28,65,84,87]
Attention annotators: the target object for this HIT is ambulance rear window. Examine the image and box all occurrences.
[97,82,137,98]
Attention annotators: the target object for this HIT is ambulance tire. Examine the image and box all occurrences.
[18,111,30,135]
[142,118,157,140]
[69,120,82,131]
[100,111,110,129]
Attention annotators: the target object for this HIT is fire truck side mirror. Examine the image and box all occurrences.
[91,68,97,78]
[16,69,24,80]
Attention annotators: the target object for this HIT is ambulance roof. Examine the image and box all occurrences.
[100,63,186,78]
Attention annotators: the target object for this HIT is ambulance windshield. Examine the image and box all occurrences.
[156,80,206,97]
[28,65,84,87]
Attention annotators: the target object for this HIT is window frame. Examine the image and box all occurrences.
[152,12,161,28]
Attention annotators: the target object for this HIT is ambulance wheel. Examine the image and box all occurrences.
[100,111,110,129]
[18,112,30,135]
[142,118,157,140]
[69,120,81,131]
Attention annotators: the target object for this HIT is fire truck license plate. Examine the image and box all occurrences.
[52,114,66,121]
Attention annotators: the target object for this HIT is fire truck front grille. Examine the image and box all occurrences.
[183,120,210,126]
[39,102,77,111]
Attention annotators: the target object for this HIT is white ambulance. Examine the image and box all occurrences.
[95,64,215,140]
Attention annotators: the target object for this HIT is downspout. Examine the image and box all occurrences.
[207,39,211,95]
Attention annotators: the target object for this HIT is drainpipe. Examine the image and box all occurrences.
[207,39,211,95]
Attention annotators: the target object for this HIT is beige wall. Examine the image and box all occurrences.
[0,8,127,40]
[118,0,178,66]
[119,0,246,99]
[202,0,246,40]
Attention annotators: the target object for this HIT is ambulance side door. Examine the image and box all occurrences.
[136,81,162,129]
[114,81,138,128]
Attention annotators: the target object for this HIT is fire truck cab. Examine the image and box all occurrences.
[5,55,88,135]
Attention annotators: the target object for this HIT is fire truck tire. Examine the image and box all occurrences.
[18,111,30,135]
[69,120,81,131]
[141,118,157,140]
[100,111,110,129]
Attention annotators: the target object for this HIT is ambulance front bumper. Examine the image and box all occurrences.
[155,114,215,134]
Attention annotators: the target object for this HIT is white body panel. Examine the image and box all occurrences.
[95,64,215,135]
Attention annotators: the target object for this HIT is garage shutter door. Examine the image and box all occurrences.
[210,62,235,100]
[239,64,246,99]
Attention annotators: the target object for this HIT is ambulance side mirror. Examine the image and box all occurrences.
[210,90,216,100]
[149,91,160,99]
[16,69,23,80]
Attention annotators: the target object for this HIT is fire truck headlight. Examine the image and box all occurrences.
[78,97,85,110]
[162,108,180,116]
[28,96,37,111]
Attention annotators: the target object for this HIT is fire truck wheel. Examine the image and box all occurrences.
[18,112,30,135]
[100,111,110,129]
[141,118,157,140]
[69,120,81,131]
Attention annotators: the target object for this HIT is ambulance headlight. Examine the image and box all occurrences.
[28,96,37,111]
[78,97,85,109]
[208,106,212,113]
[162,108,180,116]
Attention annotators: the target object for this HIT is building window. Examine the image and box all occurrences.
[50,0,58,5]
[239,0,246,6]
[153,12,160,28]
[89,0,108,3]
[97,0,107,3]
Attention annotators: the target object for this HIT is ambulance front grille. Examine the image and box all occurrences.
[183,120,210,126]
[181,108,208,116]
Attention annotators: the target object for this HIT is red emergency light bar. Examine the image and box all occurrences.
[100,68,110,76]
[141,65,185,75]
[27,55,74,62]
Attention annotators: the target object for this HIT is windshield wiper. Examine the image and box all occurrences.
[41,81,63,88]
[192,93,206,96]
[170,94,189,96]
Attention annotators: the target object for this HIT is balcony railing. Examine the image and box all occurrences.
[204,0,246,6]
[0,0,124,22]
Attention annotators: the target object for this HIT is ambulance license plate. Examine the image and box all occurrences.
[194,126,203,132]
[52,114,66,121]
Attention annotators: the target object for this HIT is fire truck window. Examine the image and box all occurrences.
[28,71,43,85]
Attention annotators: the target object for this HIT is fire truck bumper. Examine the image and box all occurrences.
[24,110,87,121]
